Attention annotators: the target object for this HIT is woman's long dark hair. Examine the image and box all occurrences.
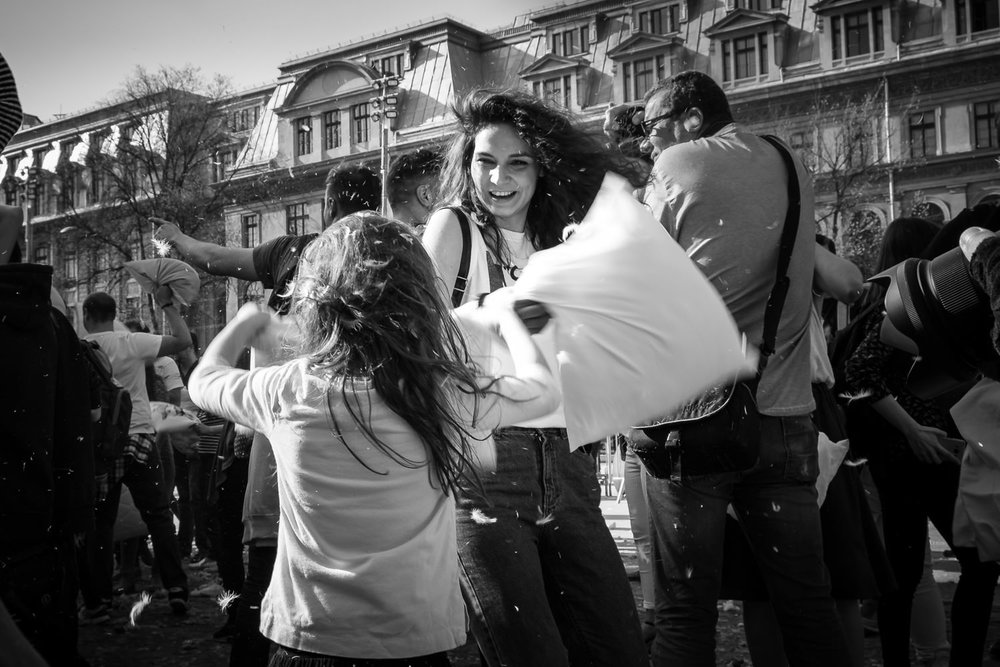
[861,216,941,311]
[436,88,647,255]
[288,214,485,494]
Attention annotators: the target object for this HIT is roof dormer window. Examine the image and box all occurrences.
[551,25,591,55]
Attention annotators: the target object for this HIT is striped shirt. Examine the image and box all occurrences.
[0,53,22,151]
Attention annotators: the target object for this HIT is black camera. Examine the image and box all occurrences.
[872,244,999,399]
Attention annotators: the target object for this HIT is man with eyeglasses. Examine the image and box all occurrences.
[617,71,850,666]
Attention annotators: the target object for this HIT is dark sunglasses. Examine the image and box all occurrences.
[639,109,686,137]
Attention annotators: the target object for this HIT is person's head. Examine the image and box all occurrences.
[289,213,481,493]
[876,217,941,273]
[323,164,381,226]
[387,148,442,229]
[641,70,734,161]
[82,292,117,333]
[438,88,645,252]
[860,216,941,310]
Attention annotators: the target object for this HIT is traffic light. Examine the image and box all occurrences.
[370,75,400,124]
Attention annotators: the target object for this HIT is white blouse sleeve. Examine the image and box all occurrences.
[188,362,292,434]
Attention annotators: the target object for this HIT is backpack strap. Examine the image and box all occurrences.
[449,207,473,308]
[757,135,802,377]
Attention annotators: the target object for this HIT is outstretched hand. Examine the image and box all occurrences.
[151,217,182,243]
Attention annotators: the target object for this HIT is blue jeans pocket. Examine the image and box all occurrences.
[778,416,819,484]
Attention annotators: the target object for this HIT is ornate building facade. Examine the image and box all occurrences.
[3,0,998,339]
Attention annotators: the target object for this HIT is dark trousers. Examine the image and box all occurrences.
[81,444,187,607]
[230,542,277,667]
[869,453,1000,666]
[190,452,217,559]
[174,451,193,557]
[645,414,850,667]
[216,456,249,603]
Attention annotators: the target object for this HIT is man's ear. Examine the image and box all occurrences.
[415,183,434,208]
[683,108,704,136]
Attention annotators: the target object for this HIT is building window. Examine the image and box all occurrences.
[533,76,572,109]
[295,117,313,157]
[34,243,50,265]
[374,54,405,76]
[323,110,342,151]
[214,149,238,182]
[551,26,590,55]
[973,101,999,149]
[622,55,667,102]
[241,213,259,248]
[911,201,946,224]
[62,249,79,303]
[231,106,260,132]
[722,33,768,81]
[789,131,815,170]
[351,103,370,144]
[88,166,104,205]
[909,111,937,158]
[61,171,75,211]
[736,0,782,9]
[286,203,308,235]
[831,7,884,60]
[956,0,1000,34]
[637,5,680,34]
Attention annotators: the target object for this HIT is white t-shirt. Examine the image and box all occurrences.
[84,331,162,434]
[189,357,554,658]
[154,356,184,394]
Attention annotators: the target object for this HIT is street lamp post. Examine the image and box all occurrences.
[370,74,400,214]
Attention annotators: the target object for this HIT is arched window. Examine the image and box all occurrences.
[911,201,946,225]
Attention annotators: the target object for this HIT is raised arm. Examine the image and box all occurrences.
[154,285,193,356]
[152,218,258,280]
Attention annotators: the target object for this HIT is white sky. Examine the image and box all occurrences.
[2,0,550,121]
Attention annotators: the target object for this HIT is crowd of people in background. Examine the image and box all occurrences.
[3,44,1000,667]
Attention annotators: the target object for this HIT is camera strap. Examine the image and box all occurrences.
[757,135,801,378]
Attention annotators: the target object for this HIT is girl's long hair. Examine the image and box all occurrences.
[289,214,484,494]
[436,88,647,255]
[861,216,941,311]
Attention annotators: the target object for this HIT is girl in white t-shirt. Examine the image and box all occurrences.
[189,214,559,667]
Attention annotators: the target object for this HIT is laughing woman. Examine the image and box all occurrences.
[421,89,649,667]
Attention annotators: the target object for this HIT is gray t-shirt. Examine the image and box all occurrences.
[645,124,816,416]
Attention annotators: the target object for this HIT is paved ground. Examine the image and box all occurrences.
[78,495,1000,666]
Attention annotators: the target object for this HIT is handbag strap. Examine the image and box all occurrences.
[449,207,472,308]
[756,135,802,377]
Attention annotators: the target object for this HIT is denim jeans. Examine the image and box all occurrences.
[456,427,647,667]
[645,414,849,667]
[81,439,188,607]
[868,452,1000,666]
